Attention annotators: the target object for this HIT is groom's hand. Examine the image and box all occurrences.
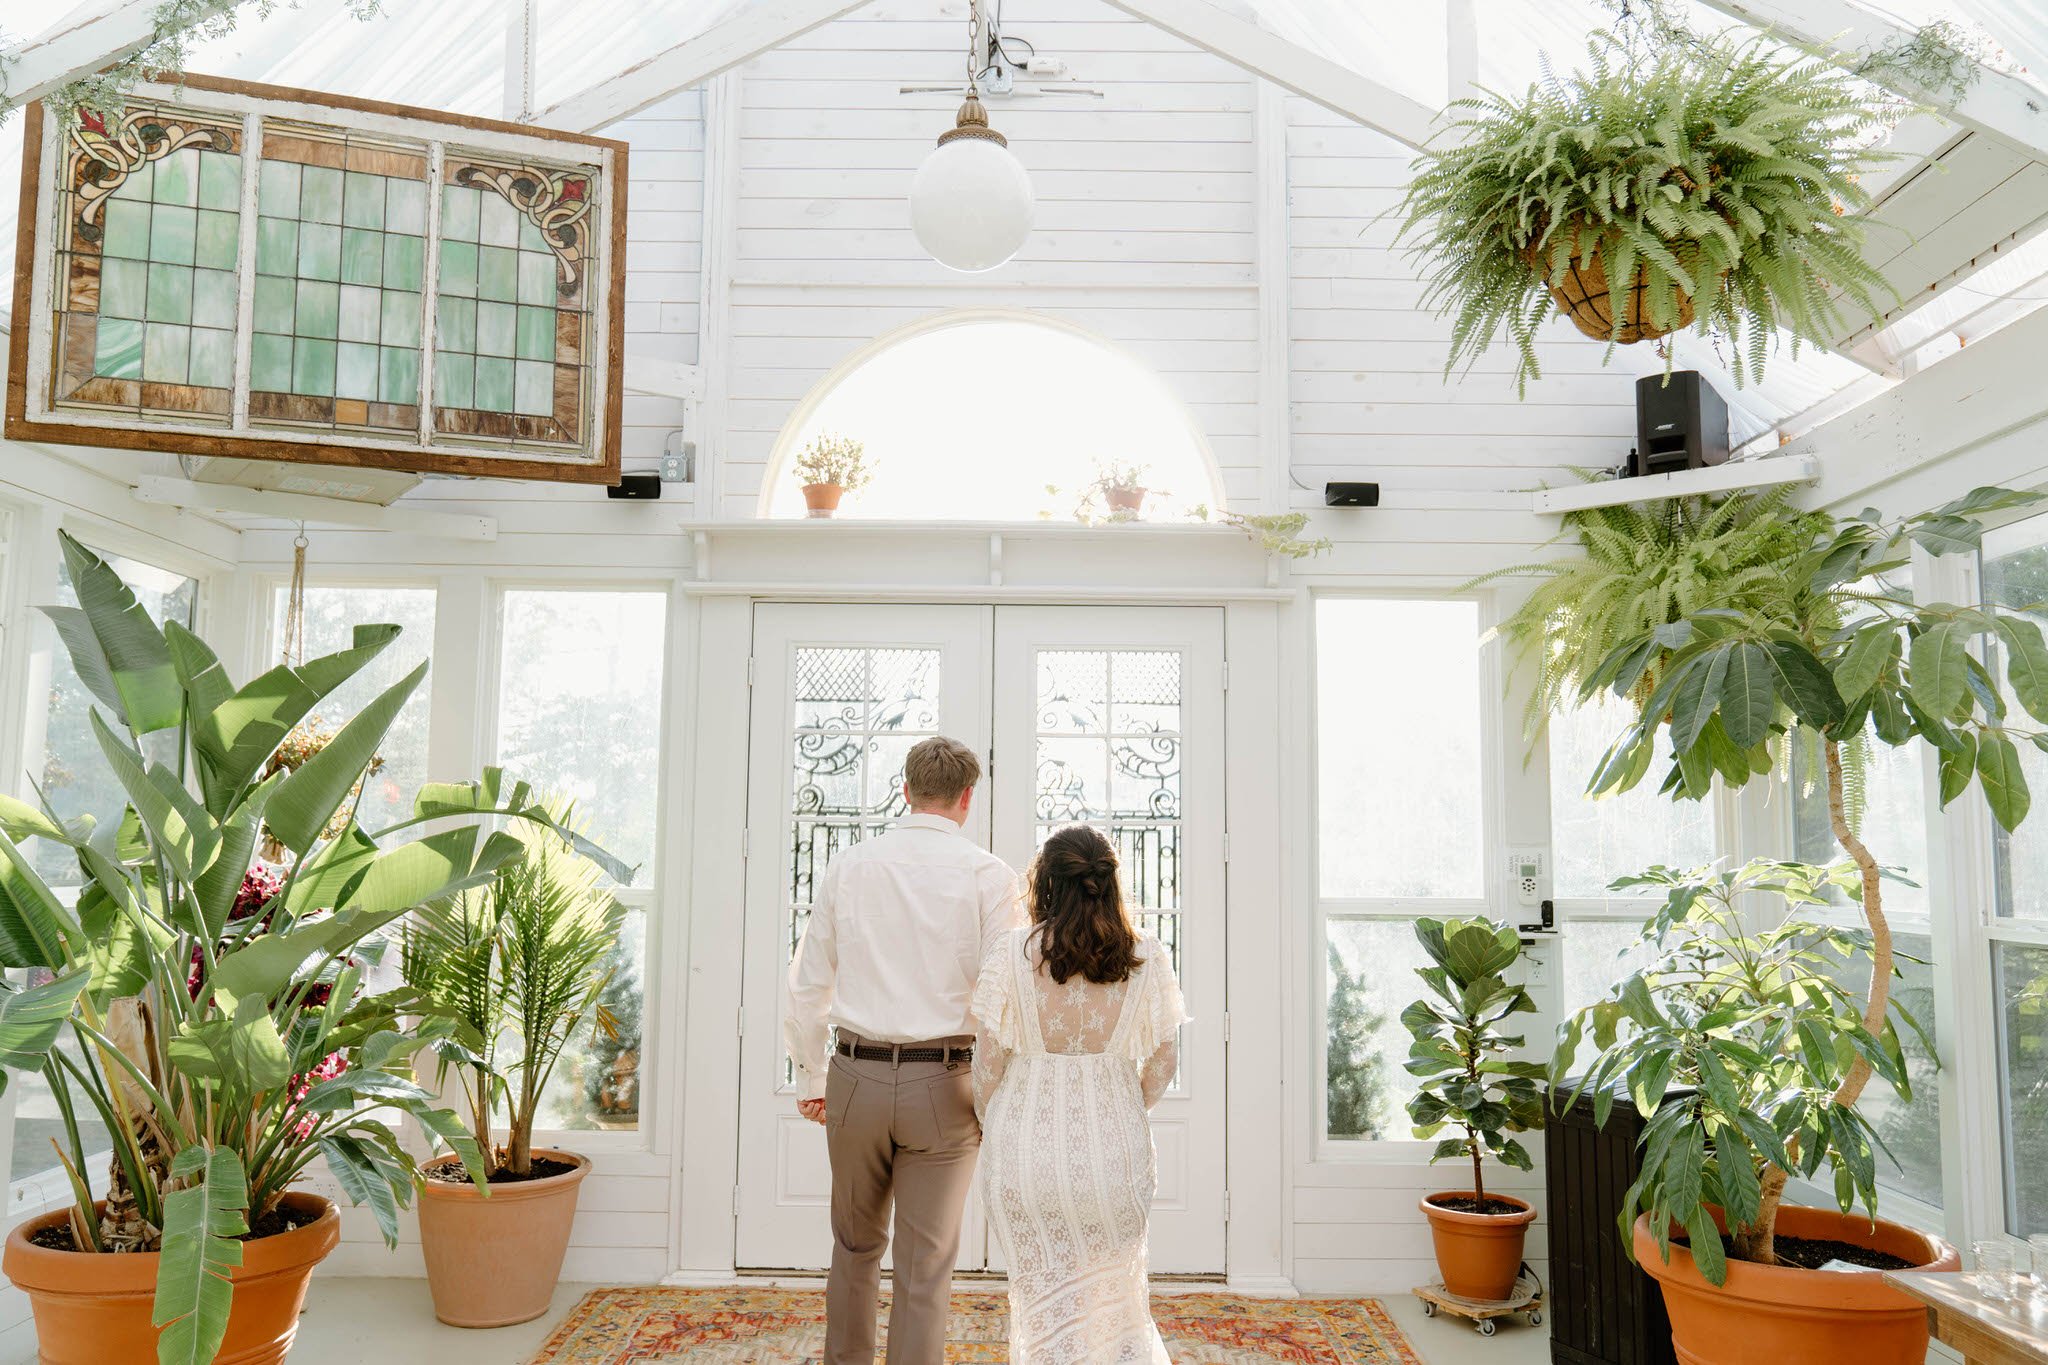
[798,1098,827,1125]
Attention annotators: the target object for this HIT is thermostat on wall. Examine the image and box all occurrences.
[1506,850,1545,908]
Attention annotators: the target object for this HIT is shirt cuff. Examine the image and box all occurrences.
[799,1070,828,1102]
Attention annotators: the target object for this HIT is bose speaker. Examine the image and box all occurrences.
[606,472,663,500]
[1633,371,1730,478]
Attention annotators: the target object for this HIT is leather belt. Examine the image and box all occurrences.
[836,1040,972,1065]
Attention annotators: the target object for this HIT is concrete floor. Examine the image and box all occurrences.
[277,1277,1551,1365]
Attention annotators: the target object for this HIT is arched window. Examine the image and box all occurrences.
[762,313,1224,521]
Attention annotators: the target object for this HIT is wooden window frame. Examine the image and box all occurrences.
[7,74,628,485]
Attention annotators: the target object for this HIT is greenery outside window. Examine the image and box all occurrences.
[492,587,667,1134]
[1316,596,1488,1143]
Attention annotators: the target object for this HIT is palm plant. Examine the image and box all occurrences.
[0,532,625,1365]
[403,811,624,1178]
[1399,29,1888,392]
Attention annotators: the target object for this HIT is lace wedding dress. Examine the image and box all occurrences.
[970,926,1189,1365]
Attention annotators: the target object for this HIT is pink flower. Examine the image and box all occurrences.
[286,1051,349,1141]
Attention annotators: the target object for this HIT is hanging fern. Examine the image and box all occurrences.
[1479,483,1830,739]
[1398,29,1891,393]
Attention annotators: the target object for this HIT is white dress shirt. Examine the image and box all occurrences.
[785,813,1023,1101]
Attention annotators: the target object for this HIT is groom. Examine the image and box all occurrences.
[786,736,1023,1365]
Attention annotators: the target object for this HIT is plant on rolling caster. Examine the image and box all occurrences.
[0,531,627,1365]
[402,807,626,1177]
[1404,917,1545,1302]
[1553,860,1921,1285]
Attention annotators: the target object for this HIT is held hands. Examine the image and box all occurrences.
[798,1097,827,1125]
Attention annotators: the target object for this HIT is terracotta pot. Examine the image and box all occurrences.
[1633,1206,1959,1365]
[1420,1191,1536,1301]
[1,1192,339,1365]
[416,1149,590,1328]
[1525,238,1700,345]
[1105,485,1147,515]
[801,483,844,517]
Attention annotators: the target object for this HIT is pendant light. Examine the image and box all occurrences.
[909,3,1034,273]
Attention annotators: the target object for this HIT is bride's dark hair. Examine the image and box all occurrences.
[1027,825,1140,985]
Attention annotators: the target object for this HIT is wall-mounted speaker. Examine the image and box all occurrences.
[1633,371,1730,478]
[1325,482,1380,507]
[606,472,663,500]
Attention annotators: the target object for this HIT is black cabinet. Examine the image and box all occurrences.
[1545,1083,1676,1365]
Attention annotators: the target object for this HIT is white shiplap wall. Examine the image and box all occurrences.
[717,0,1263,517]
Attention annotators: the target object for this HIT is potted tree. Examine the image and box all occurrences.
[793,433,870,517]
[0,533,619,1365]
[1556,860,1958,1363]
[1404,917,1545,1302]
[1399,28,1888,393]
[402,815,625,1327]
[1514,485,2047,1361]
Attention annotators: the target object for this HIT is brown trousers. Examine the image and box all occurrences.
[823,1036,980,1365]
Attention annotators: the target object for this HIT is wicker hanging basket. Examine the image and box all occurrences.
[1525,238,1697,345]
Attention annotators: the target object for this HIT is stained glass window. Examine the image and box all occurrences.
[21,85,621,482]
[1032,649,1184,974]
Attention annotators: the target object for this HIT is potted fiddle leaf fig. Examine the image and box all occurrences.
[0,532,624,1365]
[402,811,627,1328]
[793,432,870,517]
[1520,485,2048,1361]
[1405,916,1545,1302]
[1399,28,1888,393]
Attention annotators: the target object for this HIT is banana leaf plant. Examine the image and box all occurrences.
[1545,484,2048,1273]
[1403,917,1546,1205]
[402,807,625,1179]
[0,532,629,1365]
[1552,861,1917,1284]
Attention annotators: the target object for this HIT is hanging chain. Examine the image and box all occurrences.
[965,0,984,96]
[281,524,309,670]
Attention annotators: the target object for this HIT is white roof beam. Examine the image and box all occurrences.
[1098,0,1439,150]
[0,1,169,109]
[1697,0,2048,160]
[528,0,875,134]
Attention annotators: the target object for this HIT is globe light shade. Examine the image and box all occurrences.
[910,103,1034,273]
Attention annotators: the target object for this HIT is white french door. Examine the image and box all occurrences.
[734,602,1227,1277]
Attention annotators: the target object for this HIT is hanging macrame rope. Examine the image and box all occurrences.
[281,525,310,669]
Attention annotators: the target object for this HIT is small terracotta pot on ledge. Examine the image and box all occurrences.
[416,1148,591,1328]
[2,1192,339,1365]
[1420,1190,1537,1301]
[1105,485,1147,515]
[802,483,845,518]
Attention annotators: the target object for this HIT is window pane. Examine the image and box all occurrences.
[35,553,197,885]
[269,584,436,838]
[495,589,666,1132]
[1317,599,1483,900]
[1560,918,1659,1021]
[1984,529,2048,920]
[8,999,110,1186]
[1839,932,1942,1210]
[1326,920,1431,1140]
[1549,694,1714,899]
[1996,942,2048,1235]
[1792,736,1930,919]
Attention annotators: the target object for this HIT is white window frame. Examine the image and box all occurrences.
[1310,588,1508,1161]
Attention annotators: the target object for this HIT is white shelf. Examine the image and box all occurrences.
[1533,456,1820,514]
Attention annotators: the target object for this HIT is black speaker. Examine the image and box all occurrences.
[607,472,662,500]
[1633,371,1729,478]
[1324,481,1380,507]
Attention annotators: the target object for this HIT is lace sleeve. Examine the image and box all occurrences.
[1139,1034,1177,1109]
[973,1033,1011,1121]
[971,933,1017,1120]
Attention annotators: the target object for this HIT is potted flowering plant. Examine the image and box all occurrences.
[1089,460,1151,518]
[0,533,625,1365]
[401,811,626,1327]
[793,433,870,517]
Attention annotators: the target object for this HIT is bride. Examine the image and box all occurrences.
[970,824,1189,1365]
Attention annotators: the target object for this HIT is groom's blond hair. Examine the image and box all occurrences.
[905,736,981,806]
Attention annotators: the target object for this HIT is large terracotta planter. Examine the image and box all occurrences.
[1420,1191,1536,1301]
[1,1192,339,1365]
[416,1148,590,1328]
[801,483,844,517]
[1633,1205,1959,1365]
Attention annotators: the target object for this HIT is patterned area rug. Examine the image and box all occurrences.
[525,1287,1423,1363]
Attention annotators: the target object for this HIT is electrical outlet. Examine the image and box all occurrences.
[660,441,695,483]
